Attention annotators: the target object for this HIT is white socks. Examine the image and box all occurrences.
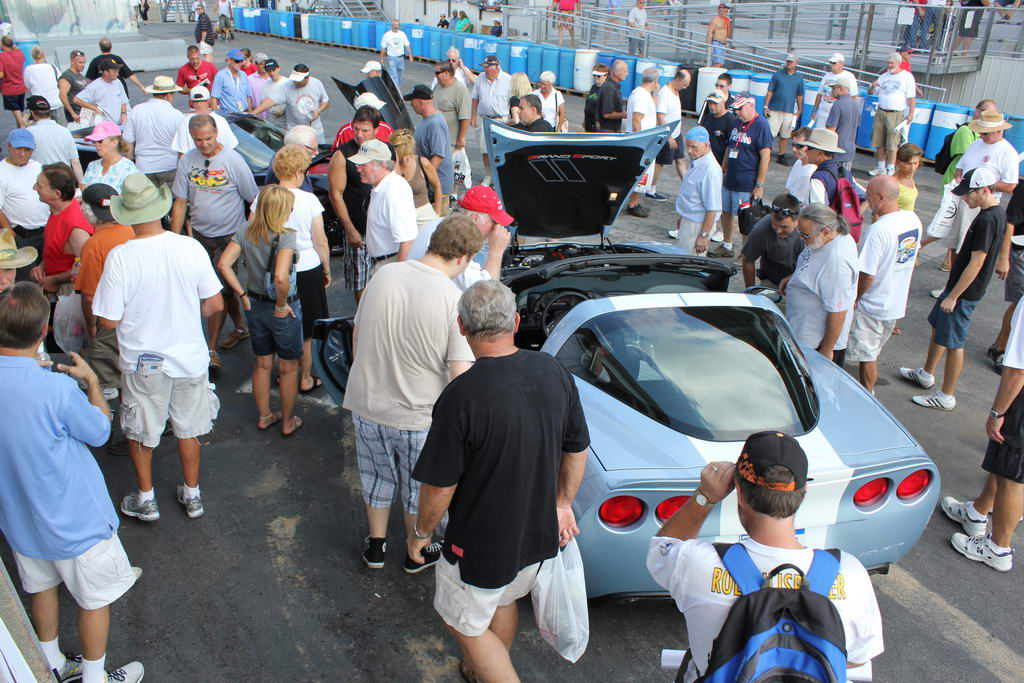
[723,241,733,250]
[137,488,155,503]
[917,368,934,383]
[39,638,64,671]
[966,501,987,522]
[648,184,657,194]
[886,165,895,175]
[988,536,1011,554]
[937,391,954,402]
[82,655,106,683]
[183,484,201,499]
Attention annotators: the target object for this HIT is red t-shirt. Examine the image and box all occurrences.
[241,63,258,76]
[0,49,26,96]
[43,200,94,276]
[332,120,393,151]
[176,60,218,97]
[900,59,913,73]
[556,0,578,10]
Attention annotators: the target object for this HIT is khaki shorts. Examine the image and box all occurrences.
[82,326,120,392]
[675,218,705,255]
[145,169,177,192]
[14,533,136,610]
[871,108,906,151]
[121,371,218,448]
[768,110,796,139]
[844,309,897,363]
[434,557,543,637]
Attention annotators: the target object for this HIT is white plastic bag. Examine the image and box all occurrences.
[926,181,960,239]
[531,538,590,663]
[53,292,86,354]
[452,147,473,190]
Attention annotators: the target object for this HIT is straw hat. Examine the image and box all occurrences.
[801,128,845,155]
[968,110,1012,134]
[110,173,172,225]
[0,228,37,270]
[144,75,182,94]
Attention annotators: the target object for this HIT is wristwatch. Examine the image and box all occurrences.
[694,488,715,507]
[700,232,710,238]
[990,409,1007,419]
[413,526,432,540]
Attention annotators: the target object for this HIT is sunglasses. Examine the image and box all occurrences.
[772,207,800,217]
[793,143,807,149]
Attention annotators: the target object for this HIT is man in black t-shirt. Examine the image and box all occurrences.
[85,37,146,98]
[410,280,590,683]
[514,94,554,132]
[699,91,736,165]
[986,181,1024,373]
[740,193,803,290]
[596,59,628,132]
[900,168,1006,411]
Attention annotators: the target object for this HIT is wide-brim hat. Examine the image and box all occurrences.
[801,128,845,155]
[110,173,172,225]
[968,110,1012,133]
[0,228,37,269]
[145,75,182,94]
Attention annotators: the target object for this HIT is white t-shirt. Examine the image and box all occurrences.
[1002,294,1024,370]
[624,86,657,133]
[123,97,186,173]
[23,63,61,110]
[409,216,491,291]
[251,187,324,271]
[815,69,854,128]
[76,78,129,122]
[0,158,49,228]
[217,0,232,17]
[656,85,683,138]
[785,159,816,204]
[628,6,648,28]
[857,210,922,321]
[380,30,410,57]
[92,232,222,378]
[365,171,417,258]
[956,138,1020,202]
[647,536,884,682]
[875,70,916,112]
[171,111,239,154]
[531,88,564,129]
[786,233,858,351]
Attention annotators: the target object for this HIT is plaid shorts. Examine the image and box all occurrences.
[352,413,429,514]
[343,240,373,292]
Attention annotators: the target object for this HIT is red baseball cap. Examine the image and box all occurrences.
[459,186,514,226]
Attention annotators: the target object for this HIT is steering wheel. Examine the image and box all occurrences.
[540,290,590,337]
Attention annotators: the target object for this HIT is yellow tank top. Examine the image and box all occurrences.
[897,183,918,212]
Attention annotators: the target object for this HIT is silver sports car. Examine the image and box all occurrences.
[313,122,938,598]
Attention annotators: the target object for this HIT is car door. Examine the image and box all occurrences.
[311,316,354,406]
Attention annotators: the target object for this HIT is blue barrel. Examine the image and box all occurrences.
[597,52,615,69]
[557,47,575,89]
[496,39,511,72]
[339,18,353,45]
[509,42,529,75]
[331,17,342,44]
[409,25,425,58]
[856,94,878,150]
[541,46,559,82]
[269,11,283,35]
[925,103,971,160]
[309,15,320,41]
[619,55,638,95]
[285,12,297,37]
[357,19,371,48]
[527,44,544,81]
[481,36,499,58]
[255,9,270,33]
[800,81,819,128]
[727,69,752,94]
[428,27,442,61]
[749,73,771,112]
[374,22,389,52]
[233,7,244,30]
[461,35,479,70]
[1003,114,1024,174]
[909,99,934,150]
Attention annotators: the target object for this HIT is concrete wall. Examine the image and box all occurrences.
[6,0,135,40]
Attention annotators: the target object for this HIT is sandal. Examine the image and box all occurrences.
[299,377,323,395]
[220,328,250,349]
[257,412,281,431]
[282,416,304,438]
[458,660,478,683]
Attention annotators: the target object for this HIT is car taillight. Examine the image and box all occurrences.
[656,496,690,522]
[897,469,931,500]
[599,495,645,527]
[853,478,889,507]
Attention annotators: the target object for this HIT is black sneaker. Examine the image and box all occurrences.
[626,203,650,218]
[987,344,1003,363]
[776,154,791,166]
[106,437,130,457]
[404,541,442,574]
[362,536,386,569]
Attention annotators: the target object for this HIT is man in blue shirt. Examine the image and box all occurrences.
[824,76,861,173]
[674,126,723,256]
[210,48,252,114]
[711,93,773,259]
[765,53,805,167]
[0,282,143,683]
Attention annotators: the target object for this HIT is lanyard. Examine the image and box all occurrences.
[730,113,758,147]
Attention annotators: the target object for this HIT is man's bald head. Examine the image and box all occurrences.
[867,175,900,215]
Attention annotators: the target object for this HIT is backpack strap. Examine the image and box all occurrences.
[716,543,765,596]
[804,548,841,597]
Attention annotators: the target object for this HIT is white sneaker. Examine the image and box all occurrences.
[912,391,956,410]
[869,166,886,176]
[104,661,144,683]
[898,366,935,389]
[666,229,679,239]
[101,387,119,401]
[930,288,943,299]
[951,533,1013,572]
[711,227,724,242]
[481,174,492,187]
[941,496,988,536]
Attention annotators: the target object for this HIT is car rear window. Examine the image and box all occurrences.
[554,306,819,442]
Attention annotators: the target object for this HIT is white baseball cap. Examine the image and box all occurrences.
[828,52,845,63]
[361,60,383,74]
[190,85,210,101]
[354,92,386,110]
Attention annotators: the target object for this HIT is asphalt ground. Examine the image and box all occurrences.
[1,22,1022,682]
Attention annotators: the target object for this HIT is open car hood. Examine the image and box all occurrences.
[331,74,413,133]
[483,119,673,239]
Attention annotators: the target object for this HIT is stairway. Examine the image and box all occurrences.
[307,0,387,21]
[161,0,197,23]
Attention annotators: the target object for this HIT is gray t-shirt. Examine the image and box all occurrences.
[825,94,861,163]
[172,146,259,238]
[433,81,471,145]
[231,225,297,295]
[270,77,330,139]
[415,112,453,194]
[261,76,288,128]
[740,214,805,285]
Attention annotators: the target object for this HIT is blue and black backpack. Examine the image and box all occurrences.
[678,543,848,683]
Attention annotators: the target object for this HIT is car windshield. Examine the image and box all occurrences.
[229,118,285,171]
[555,306,818,442]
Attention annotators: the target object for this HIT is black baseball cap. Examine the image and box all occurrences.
[82,183,119,223]
[737,431,810,491]
[26,95,50,112]
[402,84,433,101]
[264,58,279,71]
[99,57,119,72]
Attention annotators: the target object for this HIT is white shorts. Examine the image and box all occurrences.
[14,533,137,611]
[121,372,218,448]
[845,309,897,363]
[434,557,542,637]
[768,110,796,139]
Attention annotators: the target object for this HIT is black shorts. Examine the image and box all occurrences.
[296,264,329,340]
[983,439,1024,483]
[656,133,685,165]
[3,93,25,111]
[193,232,231,290]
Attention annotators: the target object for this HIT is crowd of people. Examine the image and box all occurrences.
[1,11,1024,682]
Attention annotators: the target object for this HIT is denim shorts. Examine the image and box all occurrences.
[245,297,304,360]
[927,291,979,350]
[722,188,751,215]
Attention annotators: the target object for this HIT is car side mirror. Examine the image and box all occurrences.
[744,285,782,304]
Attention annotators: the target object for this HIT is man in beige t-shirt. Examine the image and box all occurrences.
[342,214,483,574]
[432,62,472,153]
